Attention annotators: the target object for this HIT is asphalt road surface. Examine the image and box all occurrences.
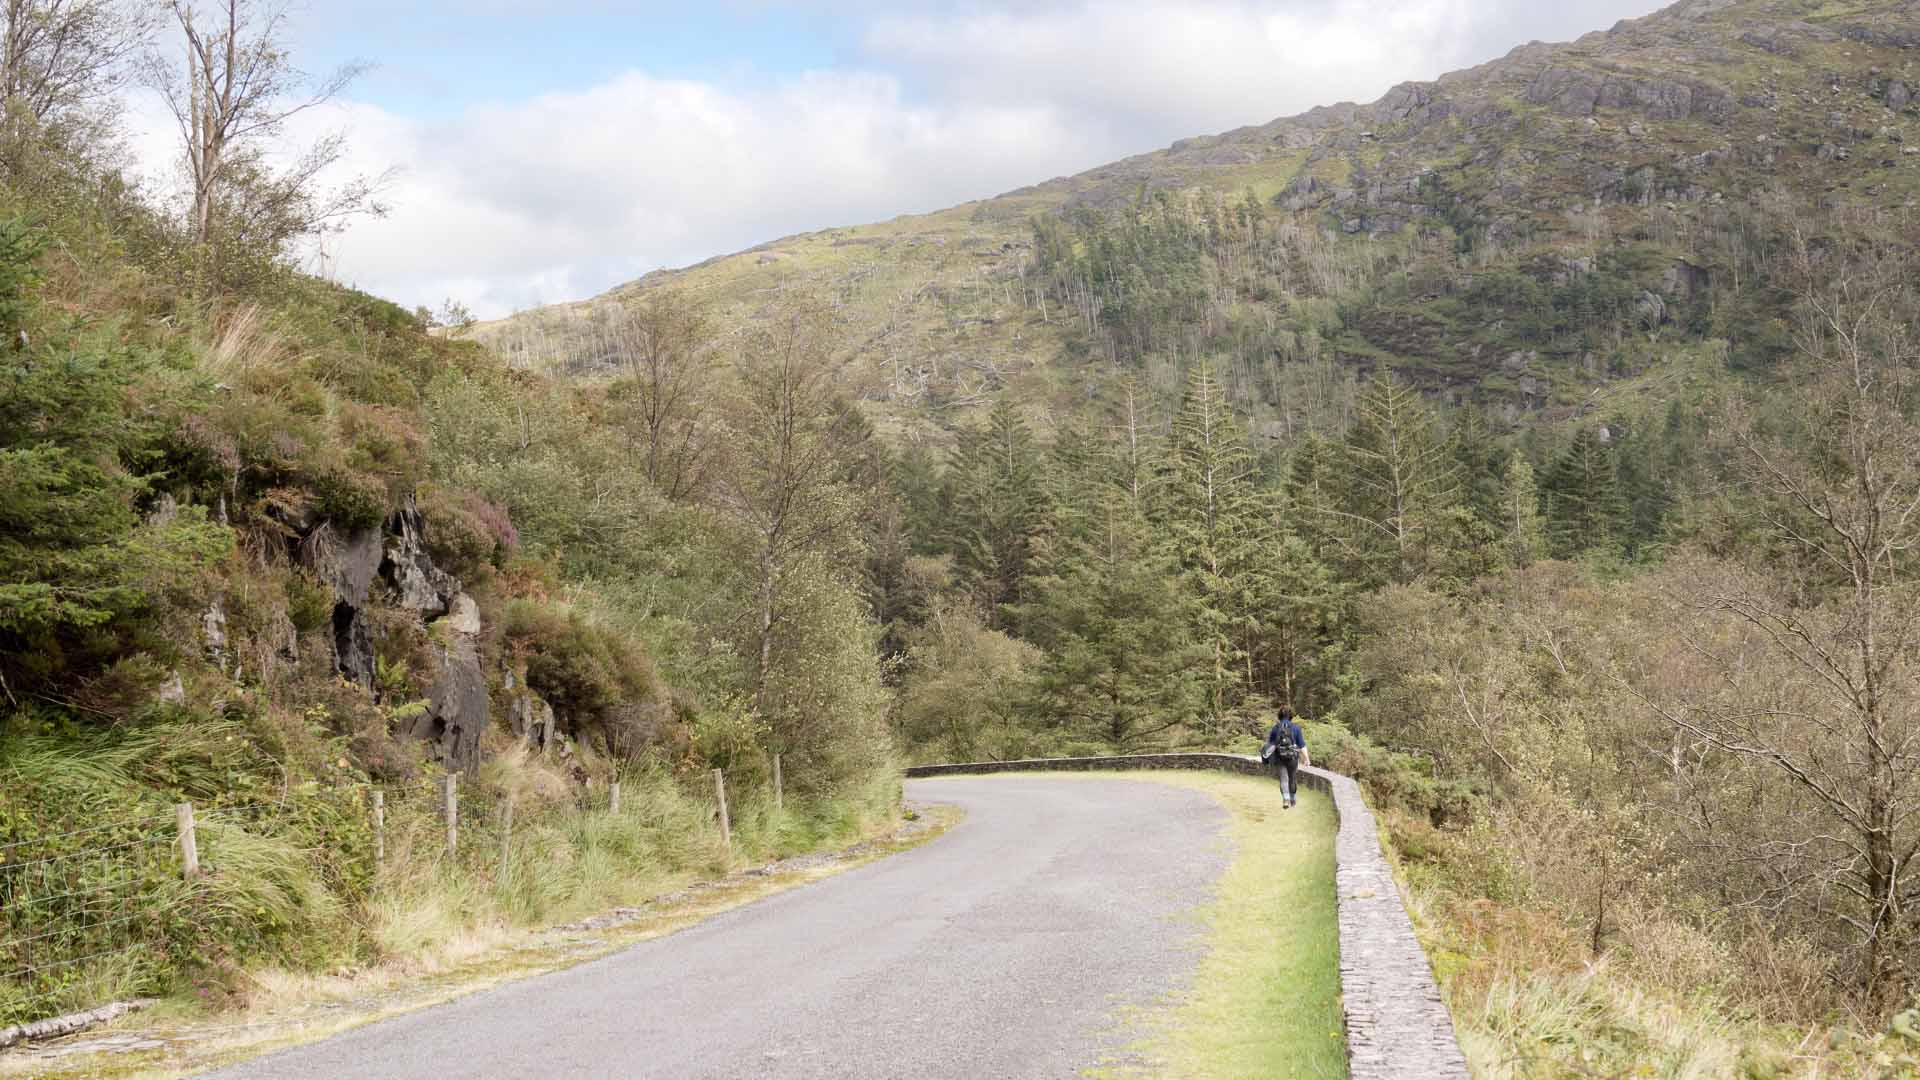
[204,775,1233,1080]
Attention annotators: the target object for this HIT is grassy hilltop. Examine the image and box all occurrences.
[479,0,1920,439]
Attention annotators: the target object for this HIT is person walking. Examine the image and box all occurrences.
[1262,706,1309,808]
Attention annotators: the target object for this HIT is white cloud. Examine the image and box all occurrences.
[127,1,1671,318]
[298,71,1106,317]
[859,0,1671,139]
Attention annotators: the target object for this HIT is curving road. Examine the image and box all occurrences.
[204,775,1233,1080]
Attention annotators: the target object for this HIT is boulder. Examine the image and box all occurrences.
[146,494,179,529]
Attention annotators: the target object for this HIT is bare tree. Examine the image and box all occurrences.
[606,291,717,501]
[712,298,860,714]
[1643,217,1920,1010]
[0,0,148,127]
[145,1,386,291]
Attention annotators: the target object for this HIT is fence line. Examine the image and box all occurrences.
[2,764,761,1030]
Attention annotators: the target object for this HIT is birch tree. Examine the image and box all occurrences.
[1649,222,1920,1010]
[147,0,384,292]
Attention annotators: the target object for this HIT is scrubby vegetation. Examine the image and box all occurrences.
[0,1,895,1026]
[464,1,1920,1066]
[12,0,1920,1074]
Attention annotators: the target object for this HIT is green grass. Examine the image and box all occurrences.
[1097,772,1346,1080]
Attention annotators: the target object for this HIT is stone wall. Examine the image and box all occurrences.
[903,753,1470,1079]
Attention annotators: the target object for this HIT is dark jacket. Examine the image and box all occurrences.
[1264,721,1305,758]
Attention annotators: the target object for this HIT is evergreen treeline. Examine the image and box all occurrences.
[885,361,1696,760]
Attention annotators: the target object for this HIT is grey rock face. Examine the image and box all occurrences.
[201,600,228,665]
[1526,66,1735,124]
[1662,259,1710,300]
[412,594,491,771]
[383,500,459,618]
[302,525,385,687]
[269,609,299,662]
[333,603,375,688]
[1888,81,1912,113]
[1838,18,1920,50]
[1373,81,1449,127]
[446,593,482,637]
[307,525,384,609]
[506,691,556,749]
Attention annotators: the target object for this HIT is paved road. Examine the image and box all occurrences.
[205,776,1232,1080]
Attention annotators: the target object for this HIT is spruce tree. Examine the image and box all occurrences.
[1017,489,1207,751]
[944,399,1044,623]
[1338,370,1462,583]
[1542,428,1627,558]
[1153,361,1270,727]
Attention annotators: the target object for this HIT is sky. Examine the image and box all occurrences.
[130,0,1673,319]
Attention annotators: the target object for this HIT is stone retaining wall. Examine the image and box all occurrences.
[903,753,1471,1079]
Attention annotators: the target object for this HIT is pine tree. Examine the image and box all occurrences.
[1450,406,1510,536]
[1017,488,1208,751]
[1542,428,1627,558]
[1153,361,1271,727]
[1247,525,1349,715]
[1337,370,1462,583]
[944,399,1044,623]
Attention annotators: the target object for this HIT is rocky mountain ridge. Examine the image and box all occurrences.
[472,0,1920,438]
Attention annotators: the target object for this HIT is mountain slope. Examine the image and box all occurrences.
[474,0,1920,440]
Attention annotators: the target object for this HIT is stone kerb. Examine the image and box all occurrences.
[903,753,1470,1080]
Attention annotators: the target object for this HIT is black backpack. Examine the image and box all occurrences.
[1269,727,1300,765]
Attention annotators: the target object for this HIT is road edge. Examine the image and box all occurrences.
[904,754,1470,1080]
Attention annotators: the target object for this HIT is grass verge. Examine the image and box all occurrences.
[1093,772,1346,1080]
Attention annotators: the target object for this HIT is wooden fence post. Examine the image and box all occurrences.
[773,754,783,812]
[444,774,459,857]
[499,797,514,879]
[371,789,386,864]
[176,803,199,877]
[609,781,621,816]
[713,769,731,851]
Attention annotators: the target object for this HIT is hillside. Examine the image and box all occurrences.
[14,2,1920,1073]
[476,0,1920,440]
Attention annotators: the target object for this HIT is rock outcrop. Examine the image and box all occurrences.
[1525,67,1736,123]
[384,498,460,618]
[411,594,490,771]
[291,499,492,770]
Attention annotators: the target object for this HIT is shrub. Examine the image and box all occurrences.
[416,484,514,581]
[500,600,673,758]
[310,468,388,531]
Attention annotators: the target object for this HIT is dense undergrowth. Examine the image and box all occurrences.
[0,105,895,1024]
